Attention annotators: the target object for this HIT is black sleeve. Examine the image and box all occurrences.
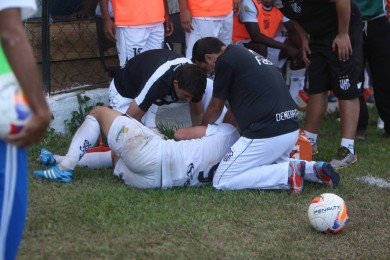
[213,60,234,101]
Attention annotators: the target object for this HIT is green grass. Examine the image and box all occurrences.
[19,107,390,259]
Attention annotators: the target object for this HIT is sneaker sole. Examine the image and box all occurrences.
[33,171,73,183]
[34,175,72,183]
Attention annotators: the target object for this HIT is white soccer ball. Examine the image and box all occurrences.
[308,193,349,234]
[0,74,31,139]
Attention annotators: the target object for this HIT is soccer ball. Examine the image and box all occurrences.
[0,74,31,139]
[307,193,349,234]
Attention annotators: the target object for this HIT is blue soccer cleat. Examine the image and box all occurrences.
[313,162,340,188]
[37,148,56,166]
[33,165,73,183]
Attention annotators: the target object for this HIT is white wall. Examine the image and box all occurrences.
[47,88,109,135]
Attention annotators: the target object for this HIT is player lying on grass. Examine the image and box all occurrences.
[34,106,340,193]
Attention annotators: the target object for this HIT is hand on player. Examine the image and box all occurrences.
[332,33,352,62]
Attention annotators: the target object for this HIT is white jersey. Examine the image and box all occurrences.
[203,78,227,124]
[161,123,239,188]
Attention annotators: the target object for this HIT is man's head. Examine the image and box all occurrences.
[191,37,226,75]
[173,64,207,103]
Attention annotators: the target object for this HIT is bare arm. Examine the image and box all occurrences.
[1,8,51,147]
[331,0,352,61]
[222,109,236,126]
[292,21,311,66]
[174,125,207,141]
[245,22,299,58]
[99,0,116,42]
[125,101,146,123]
[163,0,174,36]
[189,101,204,126]
[178,0,193,32]
[201,97,225,126]
[233,0,241,15]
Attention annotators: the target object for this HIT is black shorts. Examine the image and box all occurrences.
[305,20,363,100]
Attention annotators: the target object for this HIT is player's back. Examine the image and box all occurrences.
[114,49,188,98]
[161,123,239,189]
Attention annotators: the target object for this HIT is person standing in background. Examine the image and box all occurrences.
[178,0,241,59]
[232,0,306,108]
[0,1,52,259]
[354,0,390,137]
[275,0,364,169]
[99,0,174,67]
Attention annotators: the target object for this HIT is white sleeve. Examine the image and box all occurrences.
[239,0,258,23]
[0,0,37,20]
[205,124,219,137]
[282,15,290,23]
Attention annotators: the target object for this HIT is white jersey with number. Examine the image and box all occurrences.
[161,123,239,188]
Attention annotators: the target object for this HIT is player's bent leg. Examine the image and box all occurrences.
[213,162,290,190]
[89,106,121,138]
[113,159,161,189]
[213,132,298,190]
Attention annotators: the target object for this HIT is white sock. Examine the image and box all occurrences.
[59,115,101,171]
[341,138,355,154]
[289,68,306,102]
[304,130,317,146]
[55,151,113,169]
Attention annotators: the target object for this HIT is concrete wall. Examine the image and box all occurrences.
[47,88,109,135]
[47,88,192,135]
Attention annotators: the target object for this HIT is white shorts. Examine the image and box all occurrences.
[116,23,165,66]
[185,12,233,58]
[108,115,163,188]
[108,79,159,128]
[213,130,299,190]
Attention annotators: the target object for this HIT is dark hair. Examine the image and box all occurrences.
[191,37,225,63]
[174,64,207,103]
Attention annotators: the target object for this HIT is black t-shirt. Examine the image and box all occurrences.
[213,45,299,139]
[275,0,361,39]
[113,49,191,112]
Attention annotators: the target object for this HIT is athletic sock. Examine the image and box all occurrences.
[341,138,355,154]
[304,130,317,146]
[289,68,306,102]
[59,115,101,171]
[55,151,113,169]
